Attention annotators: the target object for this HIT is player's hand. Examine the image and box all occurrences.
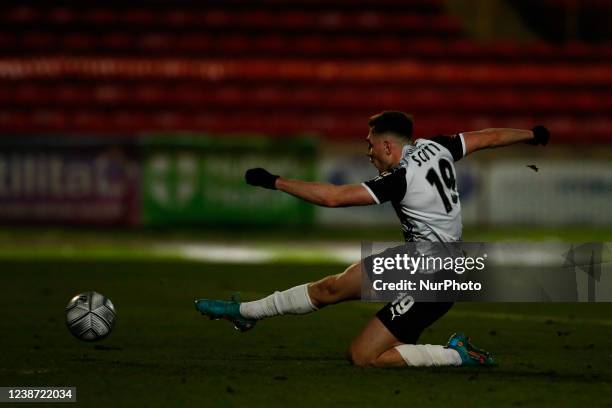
[245,168,279,189]
[526,125,550,146]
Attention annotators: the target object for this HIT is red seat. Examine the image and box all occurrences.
[5,6,41,23]
[47,7,77,24]
[100,33,132,49]
[21,32,56,49]
[122,9,157,25]
[83,8,116,25]
[62,33,95,50]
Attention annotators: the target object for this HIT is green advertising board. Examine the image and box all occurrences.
[141,134,316,226]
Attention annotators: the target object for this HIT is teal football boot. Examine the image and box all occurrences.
[446,332,497,367]
[194,294,256,332]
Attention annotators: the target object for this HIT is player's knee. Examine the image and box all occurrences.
[309,277,342,305]
[346,345,376,367]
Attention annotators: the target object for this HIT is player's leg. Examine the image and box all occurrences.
[347,298,460,367]
[194,243,402,329]
[307,261,363,307]
[347,316,464,367]
[348,297,495,367]
[238,261,362,318]
[346,316,404,367]
[194,261,363,329]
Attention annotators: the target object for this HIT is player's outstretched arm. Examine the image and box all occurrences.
[244,168,375,207]
[275,178,376,207]
[462,126,550,156]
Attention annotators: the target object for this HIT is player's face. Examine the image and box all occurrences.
[366,131,391,173]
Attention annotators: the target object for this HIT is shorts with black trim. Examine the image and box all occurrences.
[376,297,454,344]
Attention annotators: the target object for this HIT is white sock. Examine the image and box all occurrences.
[239,284,318,320]
[394,344,462,367]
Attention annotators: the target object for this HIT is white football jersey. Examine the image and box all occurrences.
[362,134,466,242]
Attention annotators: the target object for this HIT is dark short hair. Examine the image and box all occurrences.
[368,111,413,141]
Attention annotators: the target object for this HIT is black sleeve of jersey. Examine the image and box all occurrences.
[430,134,464,161]
[363,167,407,204]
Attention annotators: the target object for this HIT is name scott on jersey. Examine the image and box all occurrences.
[410,142,442,167]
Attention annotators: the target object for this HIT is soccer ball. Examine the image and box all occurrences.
[65,291,116,341]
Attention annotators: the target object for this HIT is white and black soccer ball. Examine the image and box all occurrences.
[66,291,116,341]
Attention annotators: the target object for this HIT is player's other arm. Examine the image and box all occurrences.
[462,126,550,156]
[245,168,375,207]
[276,178,375,207]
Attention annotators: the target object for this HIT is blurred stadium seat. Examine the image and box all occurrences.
[0,1,610,142]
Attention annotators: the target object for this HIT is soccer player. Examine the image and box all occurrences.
[195,111,550,368]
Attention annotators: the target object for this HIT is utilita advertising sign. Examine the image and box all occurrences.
[0,138,139,226]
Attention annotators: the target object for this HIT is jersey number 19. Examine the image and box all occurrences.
[425,158,458,213]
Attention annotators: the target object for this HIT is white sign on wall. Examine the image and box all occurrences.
[487,160,612,225]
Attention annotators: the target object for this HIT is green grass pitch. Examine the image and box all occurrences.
[1,260,612,407]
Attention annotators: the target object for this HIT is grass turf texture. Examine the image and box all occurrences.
[1,261,612,407]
